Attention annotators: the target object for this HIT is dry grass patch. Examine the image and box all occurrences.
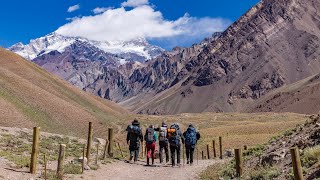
[302,145,320,167]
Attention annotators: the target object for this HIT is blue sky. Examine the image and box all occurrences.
[0,0,259,49]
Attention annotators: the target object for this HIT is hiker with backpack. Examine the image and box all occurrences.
[145,125,158,166]
[126,119,143,163]
[154,122,169,164]
[167,123,184,167]
[183,124,201,165]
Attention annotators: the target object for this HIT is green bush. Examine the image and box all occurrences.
[219,159,236,178]
[243,144,265,158]
[246,166,281,180]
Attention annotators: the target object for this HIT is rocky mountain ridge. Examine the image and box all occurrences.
[9,32,164,63]
[125,0,320,114]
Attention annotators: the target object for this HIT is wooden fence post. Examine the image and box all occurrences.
[30,127,40,174]
[235,149,243,177]
[82,145,85,174]
[213,140,216,158]
[57,144,66,179]
[201,151,204,160]
[207,144,210,159]
[219,137,223,159]
[103,139,109,160]
[86,122,93,164]
[290,147,304,180]
[108,128,114,157]
[44,154,47,180]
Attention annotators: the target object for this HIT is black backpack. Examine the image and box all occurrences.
[128,125,140,139]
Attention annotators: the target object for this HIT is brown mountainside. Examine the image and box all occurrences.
[251,73,320,114]
[0,48,128,137]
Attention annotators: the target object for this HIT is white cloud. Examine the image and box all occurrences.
[66,16,81,21]
[150,14,230,49]
[67,4,80,13]
[56,5,231,48]
[121,0,149,7]
[92,7,113,14]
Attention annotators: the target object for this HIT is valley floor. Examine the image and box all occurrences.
[0,112,309,179]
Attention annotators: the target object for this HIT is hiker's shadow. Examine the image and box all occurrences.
[123,160,171,168]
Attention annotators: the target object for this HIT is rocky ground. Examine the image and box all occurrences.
[218,114,320,180]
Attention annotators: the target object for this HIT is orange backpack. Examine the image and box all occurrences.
[167,128,176,139]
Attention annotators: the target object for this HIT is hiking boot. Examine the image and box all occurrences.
[129,155,133,162]
[147,158,150,166]
[172,163,175,167]
[187,160,190,164]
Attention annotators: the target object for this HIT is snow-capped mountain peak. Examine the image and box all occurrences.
[9,32,164,63]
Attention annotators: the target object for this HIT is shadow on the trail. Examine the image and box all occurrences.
[123,159,179,168]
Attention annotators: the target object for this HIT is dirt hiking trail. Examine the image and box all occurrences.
[72,159,224,180]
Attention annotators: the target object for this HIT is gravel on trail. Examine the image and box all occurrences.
[71,159,224,180]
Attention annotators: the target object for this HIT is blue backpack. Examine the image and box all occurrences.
[185,127,197,145]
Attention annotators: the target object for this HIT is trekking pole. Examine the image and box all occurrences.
[183,145,185,167]
[196,147,199,165]
[142,141,145,159]
[44,154,47,180]
[117,142,124,158]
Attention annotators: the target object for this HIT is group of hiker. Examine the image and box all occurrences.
[126,119,201,167]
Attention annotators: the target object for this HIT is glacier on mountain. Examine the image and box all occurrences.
[9,32,164,63]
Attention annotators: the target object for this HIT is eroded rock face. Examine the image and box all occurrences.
[186,0,320,95]
[83,33,222,102]
[126,0,320,114]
